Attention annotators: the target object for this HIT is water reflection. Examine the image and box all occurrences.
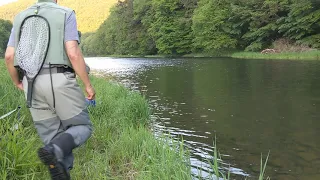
[85,57,320,180]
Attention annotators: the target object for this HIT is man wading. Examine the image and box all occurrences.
[4,0,95,179]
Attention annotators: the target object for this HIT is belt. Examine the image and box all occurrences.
[38,67,74,75]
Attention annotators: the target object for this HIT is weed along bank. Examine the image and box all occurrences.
[0,61,192,179]
[1,60,271,179]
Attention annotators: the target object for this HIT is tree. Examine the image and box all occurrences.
[0,19,12,57]
[192,0,238,53]
[80,0,320,56]
[232,0,291,51]
[278,0,320,48]
[148,0,194,55]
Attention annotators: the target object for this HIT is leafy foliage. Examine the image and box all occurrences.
[278,0,320,48]
[81,0,196,56]
[192,0,238,52]
[3,0,318,56]
[148,0,194,55]
[0,19,12,57]
[81,0,319,56]
[81,0,157,56]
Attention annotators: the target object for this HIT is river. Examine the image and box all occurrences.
[85,57,320,180]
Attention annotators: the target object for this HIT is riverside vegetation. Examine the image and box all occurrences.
[0,0,319,60]
[0,61,270,179]
[0,19,12,57]
[0,60,190,180]
[79,0,320,60]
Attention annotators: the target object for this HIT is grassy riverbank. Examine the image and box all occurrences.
[231,50,320,60]
[182,50,320,60]
[87,50,320,60]
[0,60,270,180]
[0,61,191,180]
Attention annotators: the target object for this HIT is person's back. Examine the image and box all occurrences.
[5,0,96,180]
[13,1,75,69]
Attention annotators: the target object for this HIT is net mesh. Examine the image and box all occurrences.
[16,16,49,78]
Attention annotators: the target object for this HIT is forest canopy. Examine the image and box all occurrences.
[81,0,320,56]
[0,19,12,57]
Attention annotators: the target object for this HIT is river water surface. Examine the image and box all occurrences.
[85,57,320,180]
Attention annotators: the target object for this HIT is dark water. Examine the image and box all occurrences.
[85,57,320,180]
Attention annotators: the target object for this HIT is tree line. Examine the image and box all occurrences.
[80,0,320,57]
[0,19,12,58]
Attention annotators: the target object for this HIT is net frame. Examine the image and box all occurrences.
[16,14,50,108]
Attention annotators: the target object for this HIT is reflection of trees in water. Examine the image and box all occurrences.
[137,58,320,179]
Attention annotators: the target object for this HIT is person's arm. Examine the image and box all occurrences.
[65,41,95,99]
[5,28,23,90]
[5,47,23,90]
[64,11,95,100]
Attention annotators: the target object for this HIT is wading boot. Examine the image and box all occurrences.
[38,143,71,180]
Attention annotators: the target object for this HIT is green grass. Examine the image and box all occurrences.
[86,54,145,58]
[86,54,176,59]
[0,60,191,180]
[0,60,270,180]
[182,51,237,58]
[86,50,320,60]
[231,50,320,60]
[205,137,270,180]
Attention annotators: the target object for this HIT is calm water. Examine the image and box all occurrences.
[85,57,320,180]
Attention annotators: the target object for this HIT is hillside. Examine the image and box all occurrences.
[0,0,118,33]
[81,0,320,57]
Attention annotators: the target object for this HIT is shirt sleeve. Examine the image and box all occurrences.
[64,11,80,43]
[7,28,15,47]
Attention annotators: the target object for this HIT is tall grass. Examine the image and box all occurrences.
[231,50,320,60]
[0,61,191,180]
[202,137,270,180]
[0,60,270,180]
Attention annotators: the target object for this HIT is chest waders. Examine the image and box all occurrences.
[12,2,93,180]
[14,1,75,111]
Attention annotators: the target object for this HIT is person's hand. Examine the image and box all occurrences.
[16,82,23,91]
[85,85,96,100]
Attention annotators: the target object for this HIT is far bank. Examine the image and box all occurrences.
[230,50,320,60]
[84,50,320,61]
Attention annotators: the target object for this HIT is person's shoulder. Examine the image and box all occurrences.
[51,3,74,13]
